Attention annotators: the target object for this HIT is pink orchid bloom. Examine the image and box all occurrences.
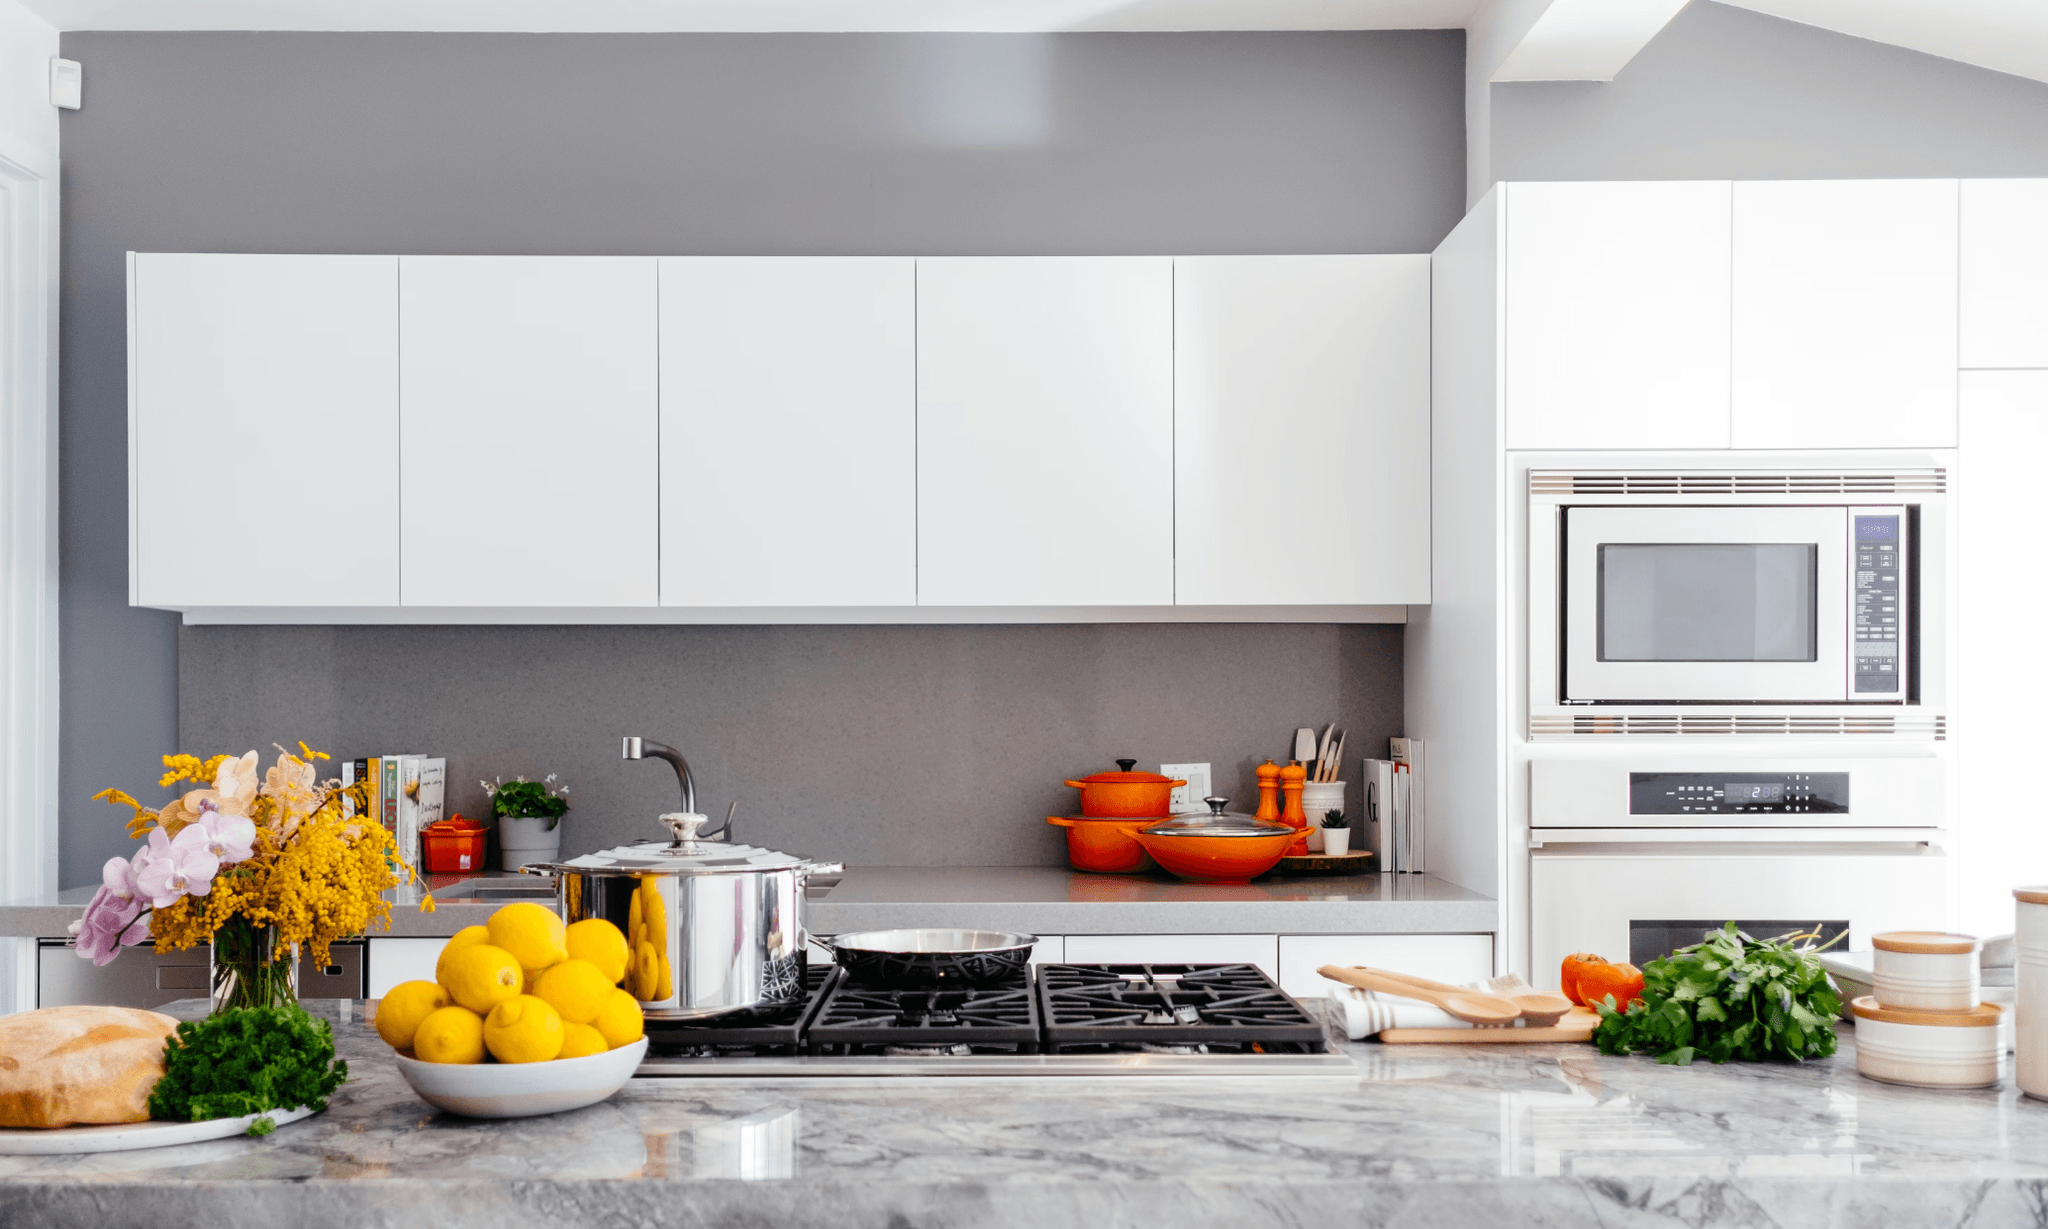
[194,800,257,865]
[136,824,222,908]
[73,855,149,966]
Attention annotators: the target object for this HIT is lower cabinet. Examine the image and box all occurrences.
[38,937,366,1008]
[367,937,444,998]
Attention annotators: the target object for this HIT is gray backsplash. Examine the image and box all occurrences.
[177,621,1401,867]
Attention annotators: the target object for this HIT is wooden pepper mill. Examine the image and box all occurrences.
[1280,761,1310,854]
[1254,759,1282,821]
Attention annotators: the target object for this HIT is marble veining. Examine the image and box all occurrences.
[8,1001,2048,1227]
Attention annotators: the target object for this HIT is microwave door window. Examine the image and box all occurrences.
[1597,544,1818,662]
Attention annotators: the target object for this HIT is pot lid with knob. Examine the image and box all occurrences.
[1072,758,1182,785]
[1142,797,1295,839]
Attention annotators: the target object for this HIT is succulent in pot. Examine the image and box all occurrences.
[1319,809,1352,857]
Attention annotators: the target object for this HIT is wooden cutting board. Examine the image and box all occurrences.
[1378,1005,1600,1045]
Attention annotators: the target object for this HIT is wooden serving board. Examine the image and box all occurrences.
[1379,1005,1600,1045]
[1272,849,1375,875]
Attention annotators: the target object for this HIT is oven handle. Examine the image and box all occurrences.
[1529,827,1945,848]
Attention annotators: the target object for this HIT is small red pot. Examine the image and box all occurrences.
[1065,760,1186,819]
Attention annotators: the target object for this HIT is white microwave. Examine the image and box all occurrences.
[1529,468,1947,709]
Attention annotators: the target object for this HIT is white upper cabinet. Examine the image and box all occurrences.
[1731,180,1959,449]
[1961,180,2048,370]
[1503,181,1732,450]
[130,253,400,607]
[915,257,1174,607]
[399,256,659,607]
[658,258,916,607]
[1174,255,1430,605]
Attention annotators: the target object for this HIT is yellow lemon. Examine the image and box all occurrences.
[534,958,614,1025]
[592,988,645,1049]
[487,902,568,976]
[413,1005,486,1064]
[435,925,491,987]
[565,918,630,985]
[628,891,643,942]
[558,1022,608,1060]
[633,941,660,1001]
[640,887,668,958]
[655,955,673,1001]
[483,994,565,1064]
[375,980,450,1051]
[441,943,524,1015]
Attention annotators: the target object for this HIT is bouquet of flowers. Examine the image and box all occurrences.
[87,743,434,1012]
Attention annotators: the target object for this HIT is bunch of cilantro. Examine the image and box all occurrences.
[148,1005,349,1126]
[1592,922,1843,1065]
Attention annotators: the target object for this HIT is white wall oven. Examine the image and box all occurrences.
[1529,468,1948,723]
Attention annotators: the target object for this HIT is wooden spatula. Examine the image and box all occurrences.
[1316,964,1522,1026]
[1354,967,1574,1027]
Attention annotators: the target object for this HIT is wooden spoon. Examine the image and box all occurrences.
[1316,965,1522,1026]
[1356,967,1575,1027]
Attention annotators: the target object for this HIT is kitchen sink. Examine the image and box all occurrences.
[443,879,556,900]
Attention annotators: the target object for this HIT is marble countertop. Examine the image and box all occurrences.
[5,999,2048,1227]
[0,866,1496,939]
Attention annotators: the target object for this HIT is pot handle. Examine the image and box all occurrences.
[797,860,846,885]
[1047,816,1079,828]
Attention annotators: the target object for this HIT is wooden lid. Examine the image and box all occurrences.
[1850,996,2001,1027]
[1871,931,1980,955]
[2016,886,2048,905]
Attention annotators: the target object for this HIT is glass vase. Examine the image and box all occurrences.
[211,914,297,1014]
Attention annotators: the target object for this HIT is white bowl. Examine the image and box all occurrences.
[394,1037,648,1118]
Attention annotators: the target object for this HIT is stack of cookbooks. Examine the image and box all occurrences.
[1361,738,1426,874]
[341,754,446,875]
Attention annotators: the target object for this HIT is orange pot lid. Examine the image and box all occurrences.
[1073,759,1178,784]
[1850,996,2001,1027]
[1872,931,1979,955]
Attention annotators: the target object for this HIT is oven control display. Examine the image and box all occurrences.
[1628,772,1849,815]
[1853,514,1902,694]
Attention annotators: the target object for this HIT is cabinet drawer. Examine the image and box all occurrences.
[1275,934,1494,1001]
[38,939,209,1010]
[367,937,445,998]
[1061,934,1277,981]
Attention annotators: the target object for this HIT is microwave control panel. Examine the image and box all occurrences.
[1628,772,1849,815]
[1853,513,1903,695]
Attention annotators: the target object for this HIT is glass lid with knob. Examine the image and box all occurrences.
[544,812,832,875]
[1142,797,1295,839]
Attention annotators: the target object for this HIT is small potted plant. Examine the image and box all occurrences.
[1319,809,1351,857]
[485,774,570,870]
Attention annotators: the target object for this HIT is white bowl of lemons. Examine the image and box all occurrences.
[377,903,651,1119]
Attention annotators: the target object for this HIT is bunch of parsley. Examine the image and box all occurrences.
[148,1005,349,1125]
[1592,922,1843,1065]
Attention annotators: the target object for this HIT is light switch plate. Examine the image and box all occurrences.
[1160,763,1211,814]
[50,59,80,110]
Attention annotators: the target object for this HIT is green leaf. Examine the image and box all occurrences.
[246,1115,276,1137]
[148,1005,346,1124]
[1657,1046,1696,1065]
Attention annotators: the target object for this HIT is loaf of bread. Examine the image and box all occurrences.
[0,1005,179,1128]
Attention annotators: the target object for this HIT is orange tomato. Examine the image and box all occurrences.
[1577,961,1645,1012]
[1559,952,1609,1007]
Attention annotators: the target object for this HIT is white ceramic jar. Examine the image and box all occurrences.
[1851,996,2003,1089]
[2015,887,2048,1098]
[1871,931,1981,1012]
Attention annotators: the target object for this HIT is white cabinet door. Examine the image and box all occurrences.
[366,937,442,998]
[1961,180,2048,370]
[1956,371,2048,938]
[1062,934,1278,981]
[1174,256,1430,605]
[1503,181,1732,450]
[659,258,916,607]
[1731,180,1959,449]
[130,253,399,607]
[1275,934,1494,1001]
[399,256,659,607]
[916,257,1173,606]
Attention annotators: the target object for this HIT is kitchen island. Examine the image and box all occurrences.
[5,1000,2046,1228]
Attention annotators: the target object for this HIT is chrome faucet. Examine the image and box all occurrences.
[622,736,696,815]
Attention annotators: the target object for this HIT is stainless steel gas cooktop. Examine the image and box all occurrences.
[633,963,1357,1079]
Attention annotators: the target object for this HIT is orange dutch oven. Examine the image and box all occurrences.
[1046,816,1156,874]
[1065,760,1186,818]
[1129,800,1295,885]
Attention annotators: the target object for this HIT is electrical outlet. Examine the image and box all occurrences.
[1160,763,1212,814]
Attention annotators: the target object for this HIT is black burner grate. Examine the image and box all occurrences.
[645,961,840,1056]
[807,974,1041,1054]
[1036,963,1328,1053]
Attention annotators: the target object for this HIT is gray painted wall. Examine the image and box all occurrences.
[57,31,1463,884]
[178,623,1401,868]
[1491,1,2048,184]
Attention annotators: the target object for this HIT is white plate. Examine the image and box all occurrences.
[0,1105,315,1155]
[394,1037,648,1118]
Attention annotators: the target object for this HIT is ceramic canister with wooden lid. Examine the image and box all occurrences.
[2017,887,2048,1098]
[1871,931,1981,1012]
[1851,997,2003,1089]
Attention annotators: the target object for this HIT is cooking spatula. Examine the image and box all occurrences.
[1316,965,1523,1026]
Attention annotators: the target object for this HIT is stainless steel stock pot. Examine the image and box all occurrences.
[527,813,842,1021]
